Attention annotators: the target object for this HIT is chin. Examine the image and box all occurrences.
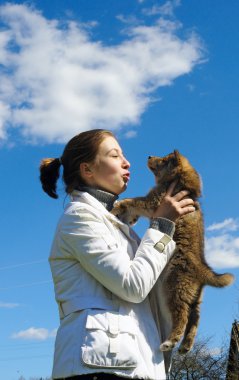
[117,184,127,195]
[108,180,127,195]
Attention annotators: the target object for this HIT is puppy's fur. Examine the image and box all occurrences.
[112,150,234,353]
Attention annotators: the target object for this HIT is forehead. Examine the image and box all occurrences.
[98,136,121,154]
[163,152,175,161]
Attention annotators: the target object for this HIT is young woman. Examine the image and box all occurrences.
[40,129,195,380]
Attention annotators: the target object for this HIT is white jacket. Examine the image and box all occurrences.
[49,190,175,380]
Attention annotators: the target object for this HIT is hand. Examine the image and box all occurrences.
[152,181,196,222]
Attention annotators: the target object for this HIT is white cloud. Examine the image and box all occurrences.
[0,301,20,308]
[11,327,57,340]
[205,234,239,269]
[124,130,137,139]
[205,218,239,268]
[0,103,10,139]
[0,3,203,144]
[187,83,195,92]
[208,347,223,356]
[207,218,239,232]
[143,0,181,17]
[116,14,139,25]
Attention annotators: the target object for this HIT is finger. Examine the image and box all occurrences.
[173,189,190,202]
[181,205,196,215]
[166,180,178,196]
[179,198,195,208]
[186,206,196,212]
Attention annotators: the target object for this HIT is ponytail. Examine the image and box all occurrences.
[40,129,115,199]
[39,158,61,199]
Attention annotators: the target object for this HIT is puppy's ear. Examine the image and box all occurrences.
[165,150,179,170]
[173,150,180,161]
[175,153,202,197]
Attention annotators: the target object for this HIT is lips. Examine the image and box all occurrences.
[122,173,130,182]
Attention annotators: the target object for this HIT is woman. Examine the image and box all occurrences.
[40,129,195,380]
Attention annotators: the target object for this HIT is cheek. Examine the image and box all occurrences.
[97,163,119,180]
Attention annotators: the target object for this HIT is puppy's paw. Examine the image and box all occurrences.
[111,200,128,217]
[111,199,140,225]
[160,340,175,352]
[178,342,193,355]
[128,215,139,226]
[111,200,131,223]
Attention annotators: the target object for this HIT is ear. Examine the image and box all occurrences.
[173,150,180,162]
[80,162,93,179]
[179,156,202,197]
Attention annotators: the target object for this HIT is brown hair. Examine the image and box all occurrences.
[40,129,114,199]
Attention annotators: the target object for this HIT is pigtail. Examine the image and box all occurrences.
[39,129,114,198]
[39,158,61,199]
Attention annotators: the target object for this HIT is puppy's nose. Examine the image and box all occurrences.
[148,156,152,159]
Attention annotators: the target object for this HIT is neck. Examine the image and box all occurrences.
[78,186,118,211]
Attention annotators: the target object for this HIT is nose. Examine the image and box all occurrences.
[123,156,130,169]
[148,156,152,159]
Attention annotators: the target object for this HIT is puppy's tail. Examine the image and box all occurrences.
[205,268,234,287]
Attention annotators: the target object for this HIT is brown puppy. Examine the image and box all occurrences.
[112,150,234,354]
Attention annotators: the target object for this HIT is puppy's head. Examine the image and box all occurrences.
[148,150,201,197]
[148,152,178,183]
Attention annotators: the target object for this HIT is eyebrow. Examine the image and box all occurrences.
[106,148,122,155]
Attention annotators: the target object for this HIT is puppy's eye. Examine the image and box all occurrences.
[167,161,176,170]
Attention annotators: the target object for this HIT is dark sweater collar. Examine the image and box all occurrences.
[78,186,118,211]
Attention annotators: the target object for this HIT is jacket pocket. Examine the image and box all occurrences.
[82,310,139,369]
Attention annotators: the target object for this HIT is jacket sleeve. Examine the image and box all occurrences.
[60,210,176,303]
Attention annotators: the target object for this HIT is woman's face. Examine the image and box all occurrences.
[85,136,130,195]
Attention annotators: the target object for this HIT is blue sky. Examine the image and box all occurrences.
[0,0,239,379]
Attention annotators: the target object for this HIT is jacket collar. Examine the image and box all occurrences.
[70,190,135,241]
[70,190,125,226]
[78,186,118,212]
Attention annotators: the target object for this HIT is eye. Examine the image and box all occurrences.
[168,158,176,168]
